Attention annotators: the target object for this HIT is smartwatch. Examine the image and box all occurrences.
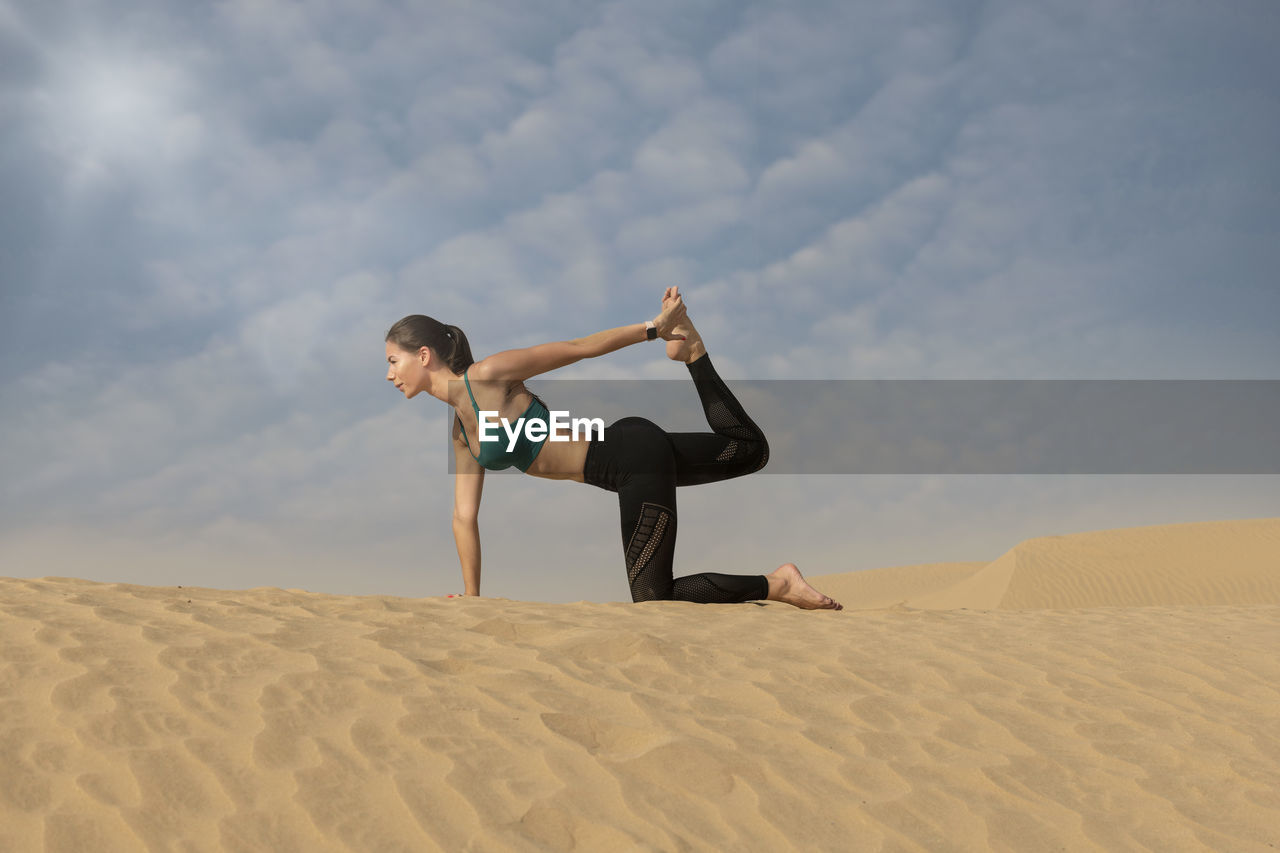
[645,320,658,341]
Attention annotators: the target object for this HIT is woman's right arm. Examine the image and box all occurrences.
[452,418,485,596]
[475,290,688,382]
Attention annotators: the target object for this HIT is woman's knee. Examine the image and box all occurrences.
[722,420,769,472]
[722,434,769,473]
[745,434,769,472]
[630,578,674,603]
[742,432,768,471]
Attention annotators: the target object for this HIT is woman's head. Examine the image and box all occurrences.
[385,315,474,398]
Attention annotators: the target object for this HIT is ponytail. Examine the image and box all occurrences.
[385,315,474,373]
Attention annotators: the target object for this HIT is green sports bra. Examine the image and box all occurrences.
[456,370,550,472]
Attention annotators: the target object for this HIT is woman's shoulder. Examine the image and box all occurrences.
[468,358,525,395]
[466,358,493,380]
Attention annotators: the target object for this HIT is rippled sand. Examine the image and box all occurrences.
[3,518,1279,851]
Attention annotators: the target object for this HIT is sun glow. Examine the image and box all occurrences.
[44,51,195,186]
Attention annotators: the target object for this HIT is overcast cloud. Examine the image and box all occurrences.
[2,0,1278,601]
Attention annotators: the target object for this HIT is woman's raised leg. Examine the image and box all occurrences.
[662,308,770,487]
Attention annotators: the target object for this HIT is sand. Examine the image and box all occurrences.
[2,518,1278,852]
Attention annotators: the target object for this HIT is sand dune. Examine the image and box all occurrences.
[2,518,1279,851]
[812,517,1280,610]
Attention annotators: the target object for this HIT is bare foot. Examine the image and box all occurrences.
[766,563,843,610]
[663,294,707,364]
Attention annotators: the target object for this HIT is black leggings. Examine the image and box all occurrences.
[582,354,771,603]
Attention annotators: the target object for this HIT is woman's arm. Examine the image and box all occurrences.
[453,516,481,595]
[476,291,688,382]
[452,419,485,595]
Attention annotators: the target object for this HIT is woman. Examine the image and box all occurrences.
[384,287,842,610]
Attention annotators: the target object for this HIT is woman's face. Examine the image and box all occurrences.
[386,342,428,398]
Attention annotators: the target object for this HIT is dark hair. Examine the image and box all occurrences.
[385,315,474,374]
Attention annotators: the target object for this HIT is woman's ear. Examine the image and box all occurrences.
[419,346,431,365]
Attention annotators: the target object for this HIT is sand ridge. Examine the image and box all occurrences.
[811,517,1280,611]
[2,518,1279,851]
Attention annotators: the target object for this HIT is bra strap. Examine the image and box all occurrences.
[463,369,481,412]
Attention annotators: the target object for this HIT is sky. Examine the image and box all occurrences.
[1,0,1278,602]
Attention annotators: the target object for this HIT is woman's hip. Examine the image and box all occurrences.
[582,417,673,490]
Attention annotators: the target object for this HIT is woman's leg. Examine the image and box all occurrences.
[584,417,769,603]
[658,301,769,485]
[667,352,770,487]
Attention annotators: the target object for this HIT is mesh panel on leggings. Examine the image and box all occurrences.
[704,400,758,441]
[672,572,769,604]
[625,502,671,593]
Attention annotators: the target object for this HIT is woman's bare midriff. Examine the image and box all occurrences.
[524,434,591,482]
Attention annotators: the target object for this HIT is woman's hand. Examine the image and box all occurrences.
[652,286,689,341]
